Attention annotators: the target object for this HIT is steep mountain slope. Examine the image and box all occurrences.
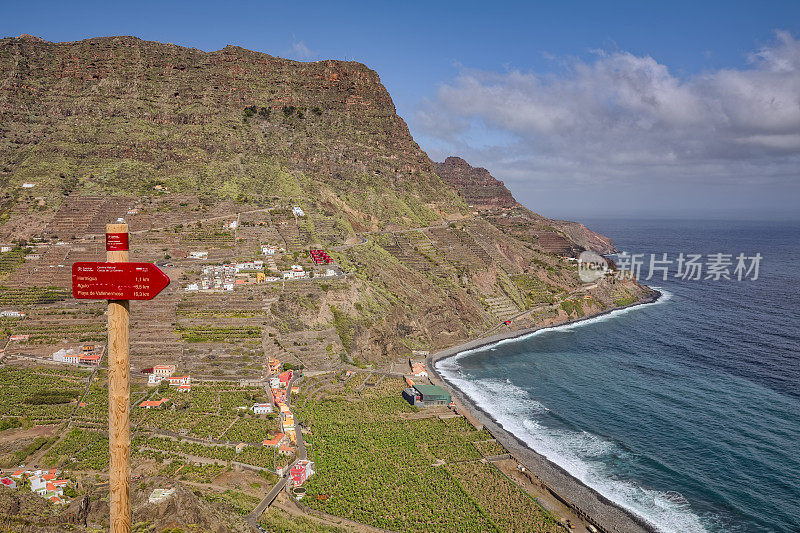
[0,35,650,367]
[0,35,464,231]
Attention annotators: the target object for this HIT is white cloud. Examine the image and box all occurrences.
[415,31,800,216]
[287,38,316,60]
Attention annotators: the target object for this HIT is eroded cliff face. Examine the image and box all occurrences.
[433,156,518,210]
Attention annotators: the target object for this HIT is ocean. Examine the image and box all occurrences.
[436,219,800,533]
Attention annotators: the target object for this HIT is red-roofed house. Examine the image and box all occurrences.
[268,358,282,374]
[262,433,286,447]
[411,362,427,377]
[153,365,176,377]
[79,354,101,365]
[167,375,190,386]
[0,477,16,489]
[278,444,295,456]
[272,388,286,404]
[140,398,170,409]
[252,403,272,415]
[278,370,292,386]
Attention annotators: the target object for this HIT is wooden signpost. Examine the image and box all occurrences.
[72,223,170,533]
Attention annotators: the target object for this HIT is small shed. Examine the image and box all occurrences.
[403,384,451,407]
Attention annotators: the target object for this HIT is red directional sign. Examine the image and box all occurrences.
[72,262,170,300]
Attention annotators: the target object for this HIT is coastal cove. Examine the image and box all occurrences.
[430,219,800,533]
[427,293,663,533]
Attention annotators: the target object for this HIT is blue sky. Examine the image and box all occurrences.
[2,1,799,219]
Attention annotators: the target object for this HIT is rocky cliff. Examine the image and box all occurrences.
[434,156,518,210]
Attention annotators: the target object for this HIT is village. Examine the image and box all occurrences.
[0,349,318,524]
[1,467,72,505]
[184,247,340,292]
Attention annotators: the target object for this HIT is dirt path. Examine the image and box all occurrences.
[273,493,390,533]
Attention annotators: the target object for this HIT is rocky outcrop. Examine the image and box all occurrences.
[553,220,617,255]
[434,156,518,210]
[434,156,616,254]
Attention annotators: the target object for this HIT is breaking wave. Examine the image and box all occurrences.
[436,289,716,532]
[436,373,709,532]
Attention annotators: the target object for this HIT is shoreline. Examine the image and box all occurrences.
[426,290,662,533]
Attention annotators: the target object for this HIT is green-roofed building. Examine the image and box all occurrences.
[402,383,451,407]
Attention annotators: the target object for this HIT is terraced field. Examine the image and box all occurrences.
[293,376,558,533]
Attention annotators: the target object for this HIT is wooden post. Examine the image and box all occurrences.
[106,222,131,533]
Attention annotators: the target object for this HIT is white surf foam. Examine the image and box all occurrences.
[440,288,672,369]
[436,290,714,532]
[438,374,709,532]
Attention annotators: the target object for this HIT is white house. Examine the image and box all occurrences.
[22,183,36,188]
[153,365,176,378]
[261,245,277,256]
[292,206,305,217]
[52,348,76,363]
[0,245,13,253]
[252,403,273,415]
[188,251,208,259]
[28,475,47,494]
[291,265,306,279]
[185,283,199,292]
[235,261,263,271]
[167,375,191,386]
[1,310,26,318]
